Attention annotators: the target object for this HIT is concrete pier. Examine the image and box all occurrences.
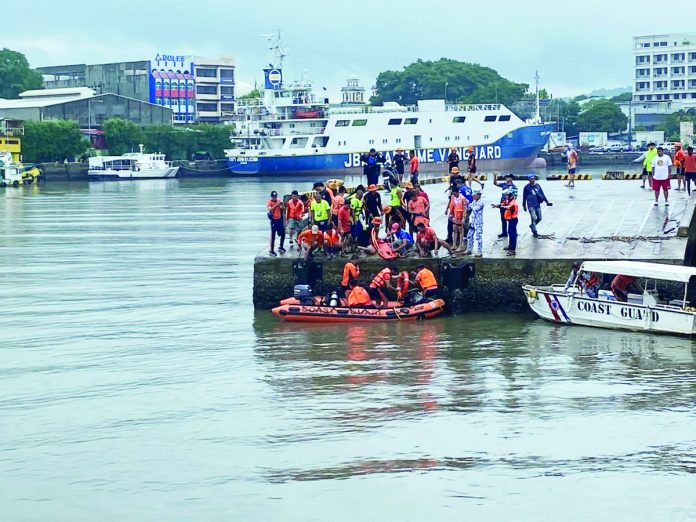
[253,179,696,311]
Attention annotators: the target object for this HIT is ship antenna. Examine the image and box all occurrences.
[534,70,541,123]
[261,30,288,70]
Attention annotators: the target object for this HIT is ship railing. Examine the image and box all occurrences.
[446,103,503,111]
[236,98,265,107]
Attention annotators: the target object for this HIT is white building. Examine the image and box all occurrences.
[633,33,696,105]
[191,56,236,124]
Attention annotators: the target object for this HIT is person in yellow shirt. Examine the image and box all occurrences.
[310,192,331,231]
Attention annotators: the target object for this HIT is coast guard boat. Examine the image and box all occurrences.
[226,36,553,176]
[88,144,178,181]
[523,261,696,336]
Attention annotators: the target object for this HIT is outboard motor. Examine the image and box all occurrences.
[294,284,314,305]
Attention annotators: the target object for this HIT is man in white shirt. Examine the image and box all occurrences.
[651,147,673,206]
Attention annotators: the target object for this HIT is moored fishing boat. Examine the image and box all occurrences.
[523,260,696,336]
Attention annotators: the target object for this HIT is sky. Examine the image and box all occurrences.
[5,0,696,101]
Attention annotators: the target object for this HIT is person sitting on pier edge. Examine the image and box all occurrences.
[492,189,519,256]
[331,185,346,227]
[310,191,332,231]
[389,222,414,256]
[493,173,518,238]
[611,274,636,302]
[357,217,384,256]
[361,148,385,186]
[448,147,460,173]
[409,150,419,184]
[415,265,439,299]
[297,225,324,260]
[340,256,360,296]
[522,174,552,238]
[393,147,407,183]
[416,222,454,257]
[323,222,342,259]
[369,265,398,308]
[267,190,286,257]
[347,279,374,308]
[286,190,305,249]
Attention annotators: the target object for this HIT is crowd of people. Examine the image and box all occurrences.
[639,142,696,204]
[266,148,556,259]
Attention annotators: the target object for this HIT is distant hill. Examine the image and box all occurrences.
[587,86,631,98]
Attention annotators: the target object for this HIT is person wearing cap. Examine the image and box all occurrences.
[642,142,657,189]
[360,148,385,186]
[464,189,484,257]
[286,190,306,249]
[565,144,578,188]
[493,173,518,239]
[416,222,454,257]
[651,146,672,206]
[466,146,477,186]
[409,150,420,185]
[393,147,407,183]
[446,187,467,252]
[297,224,324,260]
[362,183,382,227]
[389,222,414,256]
[310,191,332,231]
[266,190,286,257]
[674,142,685,191]
[492,189,519,256]
[522,174,552,238]
[447,147,460,173]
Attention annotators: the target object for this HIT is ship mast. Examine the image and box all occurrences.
[262,30,288,70]
[534,70,541,123]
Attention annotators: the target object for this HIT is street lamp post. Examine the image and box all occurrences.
[444,82,449,105]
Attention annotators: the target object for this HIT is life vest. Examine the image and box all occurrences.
[287,199,304,219]
[504,200,519,220]
[341,262,360,286]
[348,286,372,306]
[331,195,344,215]
[416,268,438,291]
[370,268,391,289]
[449,195,465,220]
[324,230,340,246]
[390,187,402,207]
[397,271,410,293]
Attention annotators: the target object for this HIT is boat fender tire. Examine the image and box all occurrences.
[527,288,538,303]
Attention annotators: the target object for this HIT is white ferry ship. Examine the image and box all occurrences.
[225,36,553,176]
[88,144,179,181]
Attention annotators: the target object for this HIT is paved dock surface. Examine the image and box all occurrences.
[421,179,693,262]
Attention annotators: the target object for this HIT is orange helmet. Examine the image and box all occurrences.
[382,205,392,214]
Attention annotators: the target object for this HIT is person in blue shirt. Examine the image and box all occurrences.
[522,174,553,238]
[493,173,518,238]
[389,222,414,255]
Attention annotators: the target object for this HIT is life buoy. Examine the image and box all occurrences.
[527,288,538,304]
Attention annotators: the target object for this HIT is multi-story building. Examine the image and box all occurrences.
[633,33,696,104]
[38,54,235,125]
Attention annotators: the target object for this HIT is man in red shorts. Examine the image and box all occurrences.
[650,146,673,206]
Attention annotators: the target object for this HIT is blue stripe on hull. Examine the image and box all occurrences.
[228,123,554,175]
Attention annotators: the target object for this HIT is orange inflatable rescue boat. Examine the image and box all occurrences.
[273,295,446,322]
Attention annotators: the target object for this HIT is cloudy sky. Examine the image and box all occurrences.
[5,0,696,100]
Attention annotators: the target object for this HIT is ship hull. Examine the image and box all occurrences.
[227,124,553,176]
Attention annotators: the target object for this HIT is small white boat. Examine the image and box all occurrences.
[523,261,696,336]
[88,144,179,181]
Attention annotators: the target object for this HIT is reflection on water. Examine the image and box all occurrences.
[1,178,695,521]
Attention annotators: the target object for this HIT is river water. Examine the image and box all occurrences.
[2,168,696,521]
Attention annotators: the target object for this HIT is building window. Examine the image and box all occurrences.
[220,69,234,82]
[484,115,497,122]
[396,138,401,143]
[388,118,402,125]
[454,136,460,140]
[335,120,349,127]
[404,118,418,125]
[220,86,234,96]
[195,68,217,78]
[352,119,368,127]
[221,103,234,111]
[445,136,450,141]
[499,115,511,121]
[673,53,685,61]
[197,102,218,112]
[196,85,217,95]
[659,41,667,46]
[368,139,374,144]
[382,139,388,144]
[452,116,466,123]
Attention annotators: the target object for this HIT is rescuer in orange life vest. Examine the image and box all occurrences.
[414,265,439,299]
[369,265,398,308]
[347,279,374,308]
[340,255,361,296]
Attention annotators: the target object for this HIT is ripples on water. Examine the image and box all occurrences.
[1,175,696,521]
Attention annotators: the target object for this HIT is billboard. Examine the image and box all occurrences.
[264,68,283,90]
[149,53,195,123]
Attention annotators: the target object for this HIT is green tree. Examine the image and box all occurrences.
[575,99,627,133]
[0,48,43,99]
[657,110,696,141]
[611,92,633,102]
[22,120,86,163]
[371,58,529,106]
[103,117,145,155]
[237,89,261,100]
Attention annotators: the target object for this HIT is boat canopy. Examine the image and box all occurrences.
[580,261,696,283]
